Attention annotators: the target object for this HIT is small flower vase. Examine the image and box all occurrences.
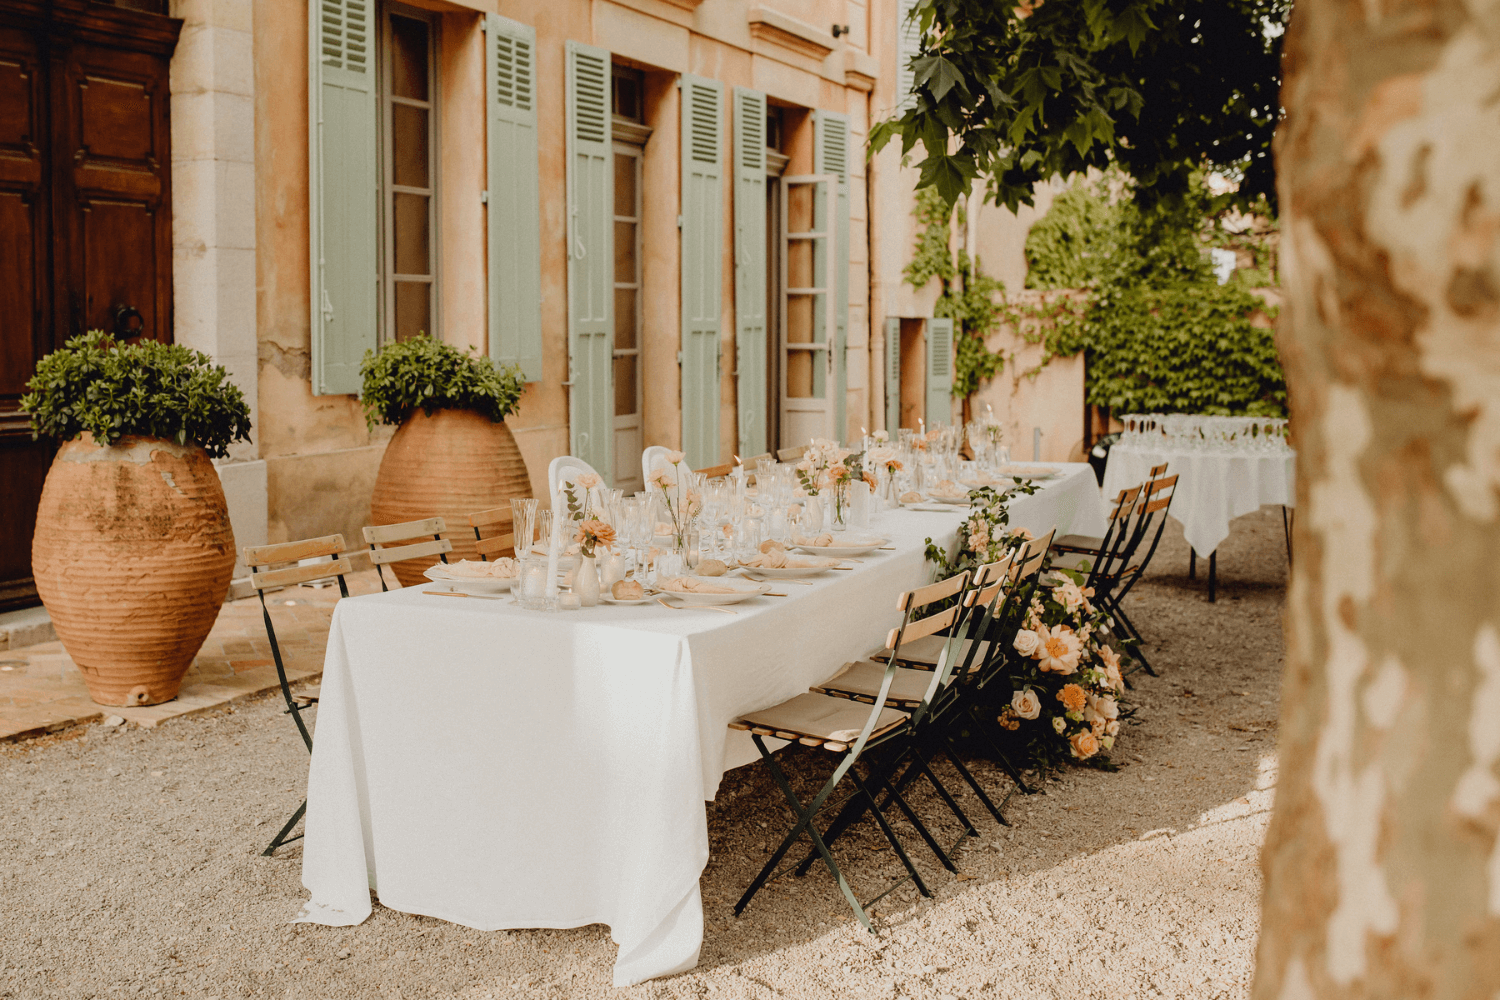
[803,494,824,534]
[830,482,850,531]
[575,554,600,607]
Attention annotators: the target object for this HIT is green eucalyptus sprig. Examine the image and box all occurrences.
[20,332,252,458]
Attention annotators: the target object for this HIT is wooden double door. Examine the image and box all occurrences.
[0,0,180,610]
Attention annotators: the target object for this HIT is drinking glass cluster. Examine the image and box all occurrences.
[1117,413,1290,454]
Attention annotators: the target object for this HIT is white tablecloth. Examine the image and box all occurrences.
[296,468,1107,987]
[1101,444,1295,558]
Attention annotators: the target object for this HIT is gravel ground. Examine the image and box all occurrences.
[0,505,1288,1000]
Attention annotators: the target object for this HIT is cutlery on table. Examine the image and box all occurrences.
[426,589,505,600]
[656,598,738,615]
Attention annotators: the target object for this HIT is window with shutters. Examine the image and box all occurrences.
[610,64,650,493]
[379,5,437,343]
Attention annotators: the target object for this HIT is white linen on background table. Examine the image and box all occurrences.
[1101,444,1295,558]
[295,468,1106,987]
[1000,463,1109,541]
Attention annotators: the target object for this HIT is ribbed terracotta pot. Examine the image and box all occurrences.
[32,435,236,707]
[369,408,532,587]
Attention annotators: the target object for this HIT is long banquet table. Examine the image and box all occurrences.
[296,463,1106,986]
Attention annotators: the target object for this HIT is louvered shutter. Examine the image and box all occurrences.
[885,316,901,433]
[681,75,724,470]
[309,0,377,396]
[565,42,613,479]
[896,0,921,112]
[814,110,850,442]
[486,15,542,381]
[733,87,767,459]
[926,316,954,426]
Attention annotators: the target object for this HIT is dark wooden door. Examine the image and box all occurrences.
[0,0,178,611]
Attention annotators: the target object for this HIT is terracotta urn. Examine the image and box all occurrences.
[32,435,236,707]
[369,408,532,587]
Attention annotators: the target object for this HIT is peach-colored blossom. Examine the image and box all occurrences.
[574,471,602,490]
[1058,683,1087,713]
[1036,624,1082,674]
[665,450,685,465]
[1013,629,1041,657]
[1012,689,1042,720]
[648,468,673,490]
[1069,729,1100,758]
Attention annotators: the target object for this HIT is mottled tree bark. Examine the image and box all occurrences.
[1256,1,1500,998]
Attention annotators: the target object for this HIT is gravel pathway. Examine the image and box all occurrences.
[0,506,1287,1000]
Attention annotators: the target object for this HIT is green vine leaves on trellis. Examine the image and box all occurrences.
[904,188,1006,398]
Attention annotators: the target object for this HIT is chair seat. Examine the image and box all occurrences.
[735,693,907,748]
[814,660,941,707]
[870,633,991,669]
[1051,553,1096,574]
[1052,533,1104,553]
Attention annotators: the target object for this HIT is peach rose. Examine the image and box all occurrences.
[1096,695,1119,720]
[1057,683,1087,713]
[1036,624,1082,674]
[665,450,685,465]
[1013,629,1042,657]
[1069,729,1101,759]
[1012,688,1042,720]
[574,471,602,490]
[1105,719,1120,737]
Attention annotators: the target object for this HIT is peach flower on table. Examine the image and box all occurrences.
[647,468,673,491]
[665,450,685,465]
[574,472,602,490]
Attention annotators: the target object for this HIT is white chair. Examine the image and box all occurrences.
[547,455,603,498]
[640,446,673,487]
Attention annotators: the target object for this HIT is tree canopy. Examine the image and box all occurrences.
[870,0,1288,211]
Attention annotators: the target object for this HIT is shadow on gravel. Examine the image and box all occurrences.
[691,505,1289,974]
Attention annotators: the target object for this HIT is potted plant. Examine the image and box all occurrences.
[363,336,530,587]
[21,333,251,707]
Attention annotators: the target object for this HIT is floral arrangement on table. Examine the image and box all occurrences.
[866,446,903,477]
[575,518,616,559]
[562,471,603,522]
[997,562,1132,766]
[793,438,849,496]
[646,450,702,551]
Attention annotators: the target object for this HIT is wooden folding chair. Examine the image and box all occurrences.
[1050,463,1165,561]
[467,507,516,560]
[364,517,451,591]
[1051,485,1144,570]
[776,444,807,462]
[730,571,972,930]
[243,534,354,856]
[695,462,734,479]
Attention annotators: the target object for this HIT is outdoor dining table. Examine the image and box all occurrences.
[296,462,1107,986]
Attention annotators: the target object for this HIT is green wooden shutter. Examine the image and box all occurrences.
[486,15,542,381]
[733,87,767,460]
[681,75,724,470]
[896,0,920,111]
[309,0,377,396]
[926,316,954,426]
[565,42,613,479]
[885,316,900,433]
[814,110,850,442]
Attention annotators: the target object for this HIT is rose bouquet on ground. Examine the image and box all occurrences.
[995,562,1133,769]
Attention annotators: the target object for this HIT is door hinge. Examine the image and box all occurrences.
[480,190,489,204]
[480,17,488,31]
[676,351,684,365]
[676,214,683,229]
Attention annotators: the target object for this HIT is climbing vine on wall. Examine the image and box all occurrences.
[1022,170,1287,416]
[904,188,1005,399]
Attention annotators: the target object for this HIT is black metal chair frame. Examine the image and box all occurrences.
[1079,474,1178,675]
[243,535,353,856]
[732,572,972,930]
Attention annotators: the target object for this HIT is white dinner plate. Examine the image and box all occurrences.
[740,558,844,578]
[656,577,772,605]
[422,565,516,593]
[924,492,974,505]
[793,535,890,558]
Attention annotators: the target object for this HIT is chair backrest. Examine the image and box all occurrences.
[964,528,1057,696]
[547,455,602,498]
[740,452,773,482]
[364,517,451,590]
[776,444,807,463]
[467,506,516,560]
[1075,485,1142,590]
[696,461,734,479]
[641,446,673,486]
[1111,473,1179,601]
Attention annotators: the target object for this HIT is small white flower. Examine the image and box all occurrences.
[1052,716,1066,734]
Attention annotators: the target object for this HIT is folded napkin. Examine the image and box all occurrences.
[743,551,833,569]
[444,558,519,579]
[659,576,741,594]
[928,479,970,499]
[792,532,836,547]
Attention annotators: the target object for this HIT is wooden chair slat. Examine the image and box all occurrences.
[467,507,514,529]
[776,445,807,462]
[244,534,346,569]
[363,518,446,544]
[367,538,452,565]
[474,534,516,557]
[902,571,970,611]
[894,604,961,646]
[250,556,353,592]
[696,462,734,479]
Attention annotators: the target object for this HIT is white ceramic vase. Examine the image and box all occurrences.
[575,554,600,607]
